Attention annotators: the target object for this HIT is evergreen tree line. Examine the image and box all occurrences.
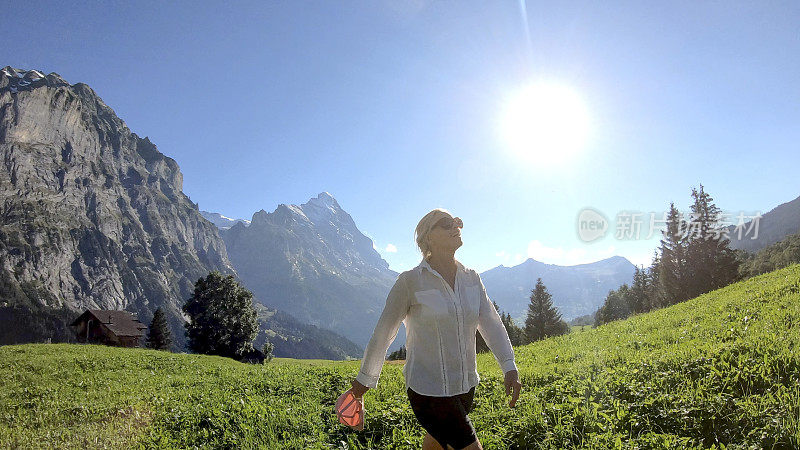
[387,345,406,360]
[737,230,800,278]
[150,212,800,363]
[595,266,658,325]
[0,270,77,345]
[596,184,745,326]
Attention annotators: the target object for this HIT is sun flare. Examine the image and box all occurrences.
[499,81,592,165]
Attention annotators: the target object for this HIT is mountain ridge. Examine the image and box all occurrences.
[1,66,234,349]
[480,255,636,323]
[0,66,361,358]
[218,191,399,350]
[726,193,800,253]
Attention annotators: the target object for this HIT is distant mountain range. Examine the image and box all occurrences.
[203,199,641,346]
[727,194,800,253]
[480,256,637,324]
[200,211,250,230]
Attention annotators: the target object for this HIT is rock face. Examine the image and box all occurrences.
[0,66,235,347]
[480,256,636,323]
[219,192,400,350]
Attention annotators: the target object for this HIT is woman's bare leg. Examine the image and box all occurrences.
[460,439,483,450]
[422,432,445,450]
[422,432,482,450]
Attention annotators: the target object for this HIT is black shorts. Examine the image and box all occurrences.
[407,386,477,449]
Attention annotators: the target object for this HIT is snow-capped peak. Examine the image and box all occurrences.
[303,191,341,213]
[2,66,49,93]
[2,67,45,81]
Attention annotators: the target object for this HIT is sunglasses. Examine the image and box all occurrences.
[434,216,463,230]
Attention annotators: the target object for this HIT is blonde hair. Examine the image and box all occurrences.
[415,208,453,261]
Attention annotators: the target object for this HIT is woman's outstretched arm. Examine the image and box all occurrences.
[353,274,411,393]
[475,275,517,374]
[475,275,522,406]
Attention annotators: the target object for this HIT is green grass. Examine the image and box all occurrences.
[2,265,800,449]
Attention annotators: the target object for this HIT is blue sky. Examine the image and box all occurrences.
[5,1,799,272]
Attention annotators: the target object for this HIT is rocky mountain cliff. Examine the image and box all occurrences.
[218,193,401,350]
[0,66,237,347]
[480,255,636,323]
[0,66,371,358]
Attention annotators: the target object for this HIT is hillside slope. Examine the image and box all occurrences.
[727,193,800,253]
[2,264,798,448]
[253,303,362,360]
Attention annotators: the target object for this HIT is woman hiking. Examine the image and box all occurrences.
[346,208,522,450]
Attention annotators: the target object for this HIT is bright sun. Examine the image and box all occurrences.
[499,81,592,165]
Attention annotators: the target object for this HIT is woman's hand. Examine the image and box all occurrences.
[504,370,522,408]
[350,379,370,399]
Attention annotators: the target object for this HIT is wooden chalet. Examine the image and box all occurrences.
[71,310,148,347]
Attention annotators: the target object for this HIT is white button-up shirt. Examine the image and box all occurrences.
[356,258,518,397]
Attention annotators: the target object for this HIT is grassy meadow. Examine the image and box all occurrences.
[1,264,799,449]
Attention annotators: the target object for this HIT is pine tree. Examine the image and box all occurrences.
[651,185,741,309]
[500,311,524,346]
[183,271,259,359]
[596,285,627,325]
[657,202,691,306]
[146,307,172,351]
[628,266,651,314]
[596,185,744,325]
[685,184,740,298]
[262,340,274,363]
[524,278,569,343]
[648,250,663,310]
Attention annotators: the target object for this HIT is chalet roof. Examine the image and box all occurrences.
[71,310,148,337]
